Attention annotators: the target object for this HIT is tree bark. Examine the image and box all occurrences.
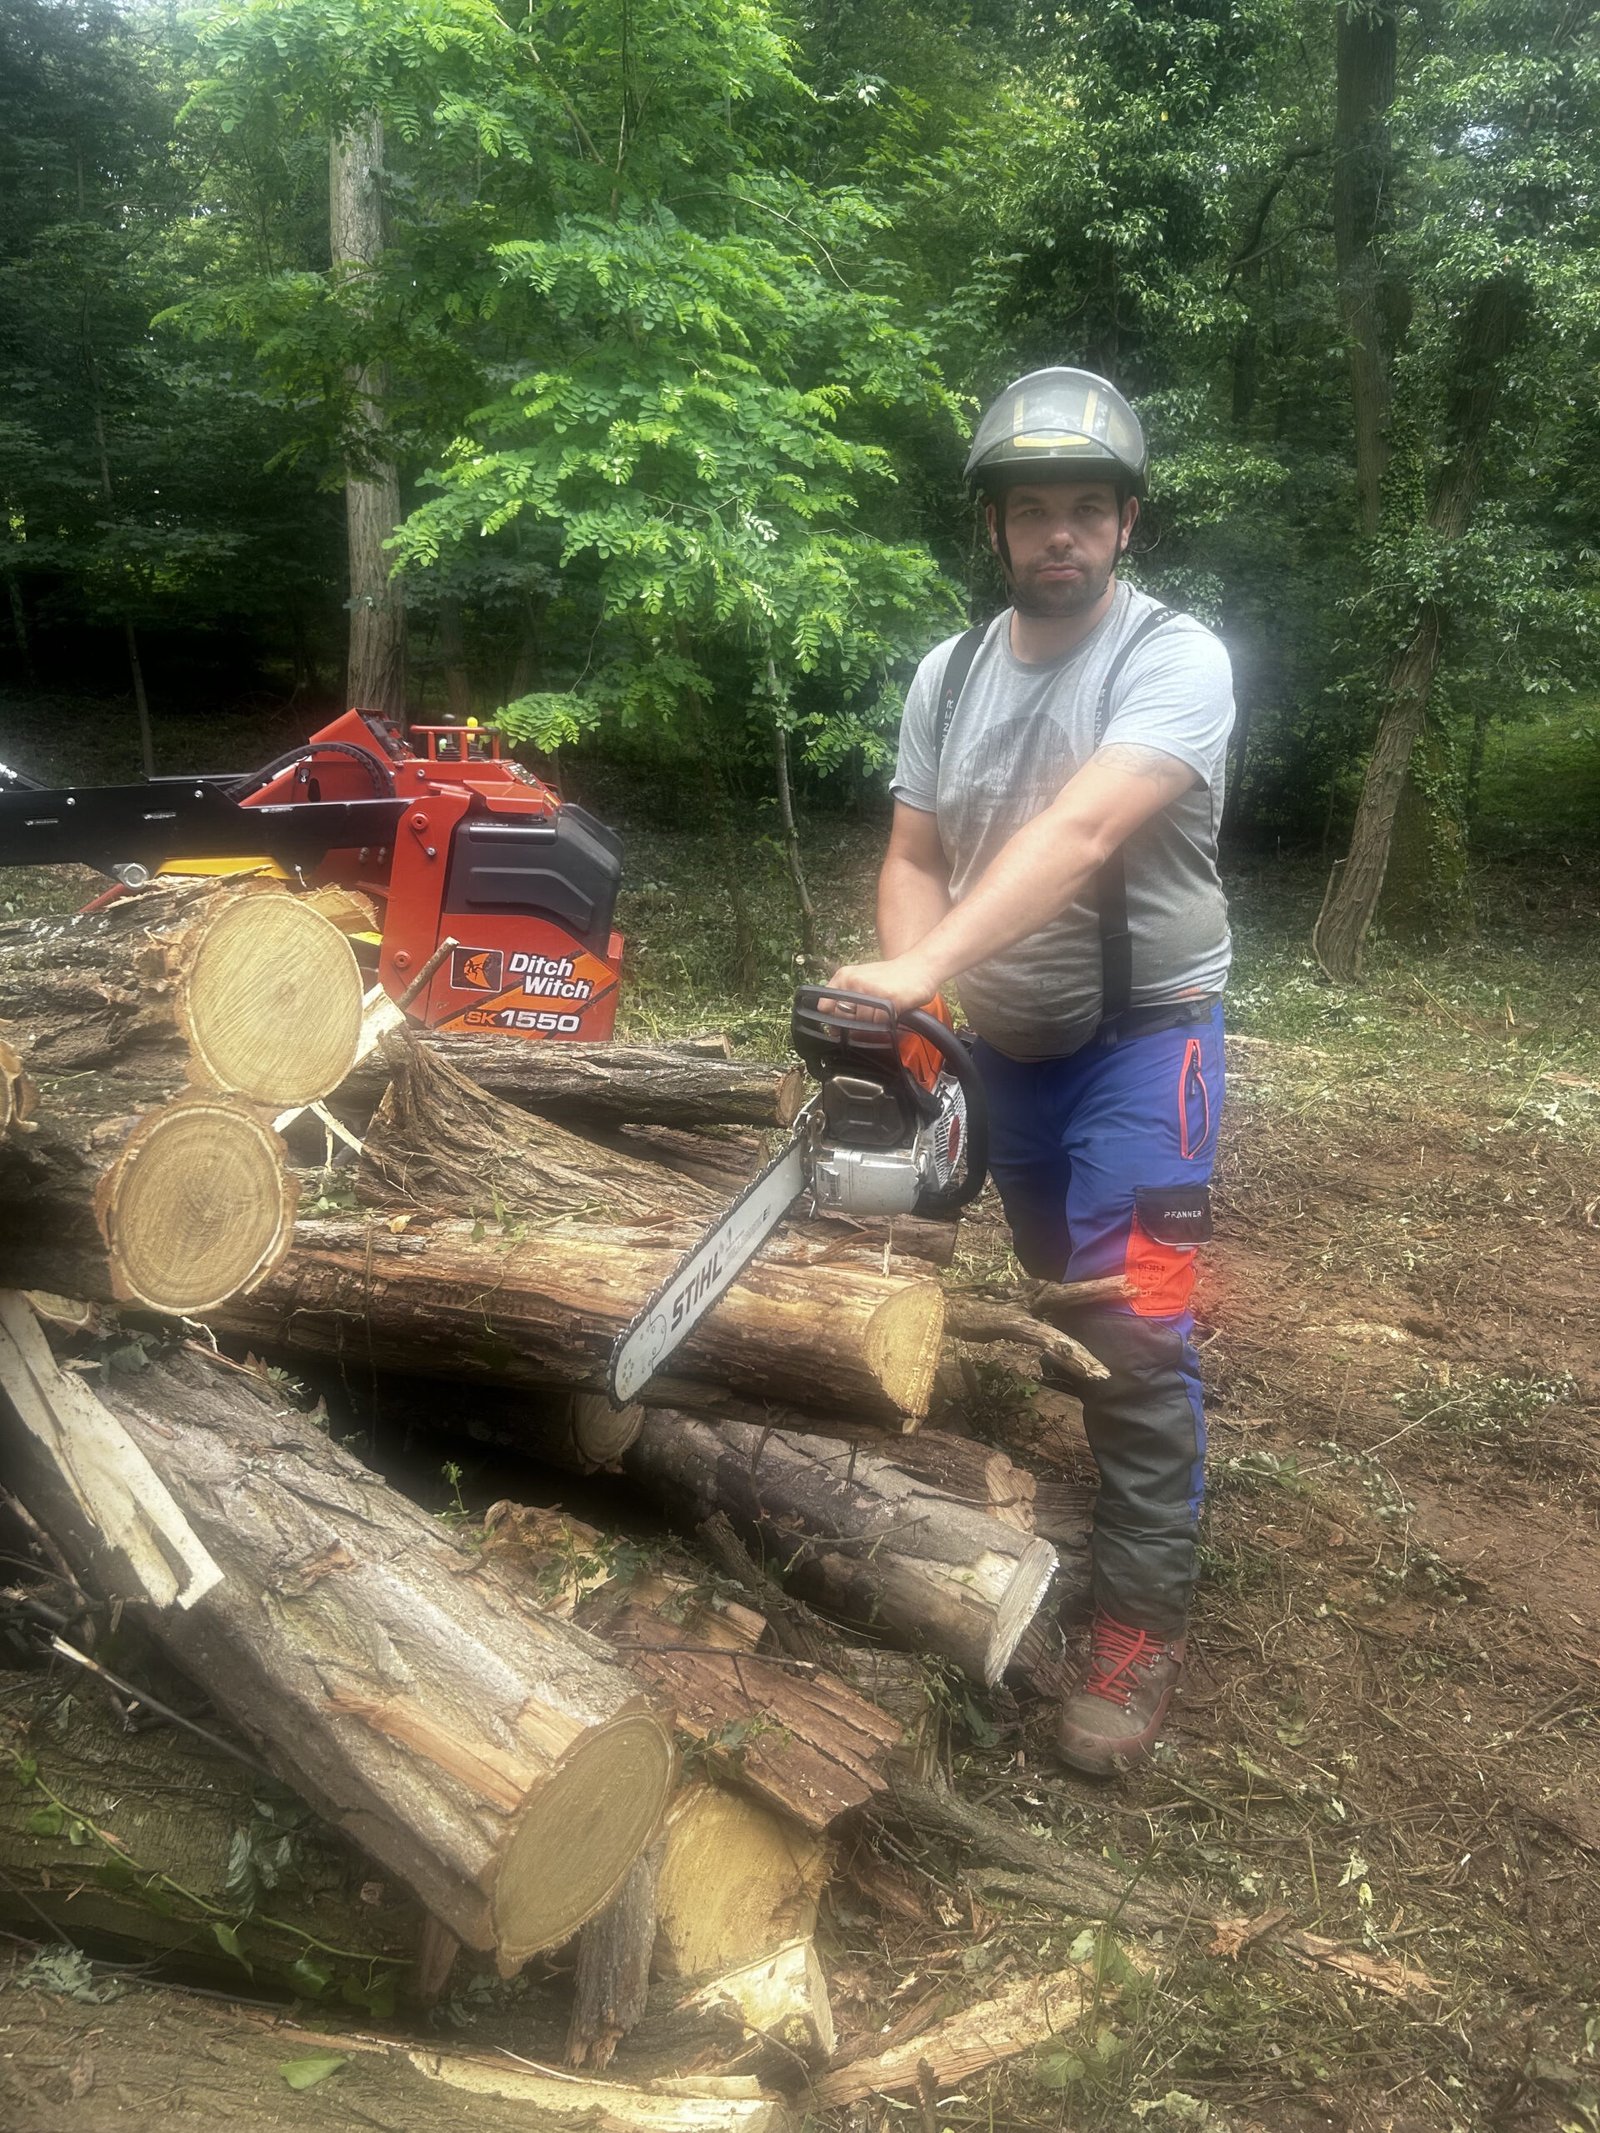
[337,1038,805,1130]
[331,115,406,715]
[1315,276,1527,980]
[567,1838,664,2071]
[1333,2,1400,534]
[621,1412,1059,1686]
[1,1343,676,1971]
[357,1036,722,1228]
[778,1425,1037,1532]
[0,1665,424,1994]
[208,1214,946,1424]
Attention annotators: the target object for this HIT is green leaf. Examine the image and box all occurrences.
[14,1756,37,1788]
[288,1953,334,1999]
[277,2054,346,2091]
[213,1922,253,1976]
[24,1804,63,1837]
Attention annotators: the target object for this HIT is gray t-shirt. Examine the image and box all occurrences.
[891,582,1234,1060]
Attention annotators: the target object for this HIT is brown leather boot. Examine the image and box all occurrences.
[1056,1610,1186,1777]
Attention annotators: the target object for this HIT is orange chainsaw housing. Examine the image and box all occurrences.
[240,710,624,1043]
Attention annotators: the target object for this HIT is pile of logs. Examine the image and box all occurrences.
[0,877,1131,2130]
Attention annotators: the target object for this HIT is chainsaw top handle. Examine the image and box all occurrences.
[789,986,989,1215]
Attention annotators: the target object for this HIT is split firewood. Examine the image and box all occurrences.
[0,877,364,1101]
[568,1837,666,2071]
[942,1292,1109,1382]
[0,1335,676,1970]
[808,1957,1130,2108]
[622,1412,1059,1687]
[653,1781,829,1980]
[0,1290,220,1608]
[0,1664,424,1994]
[337,1035,806,1129]
[211,1215,946,1423]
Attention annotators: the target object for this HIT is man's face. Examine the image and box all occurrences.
[986,480,1138,619]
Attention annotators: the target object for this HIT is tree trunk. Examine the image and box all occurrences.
[1315,276,1526,980]
[438,594,473,722]
[0,879,364,1095]
[769,676,819,971]
[208,1214,946,1424]
[1379,728,1473,941]
[1333,2,1400,534]
[2,1342,676,1972]
[620,1412,1059,1686]
[337,1036,805,1131]
[331,115,405,715]
[0,1665,424,1997]
[653,1781,828,1979]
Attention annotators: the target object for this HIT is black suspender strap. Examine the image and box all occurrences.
[933,623,987,772]
[1092,605,1178,1027]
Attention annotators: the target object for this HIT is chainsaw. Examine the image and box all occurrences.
[607,986,988,1405]
[0,709,624,1043]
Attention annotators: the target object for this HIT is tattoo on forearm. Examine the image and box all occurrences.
[1096,743,1197,795]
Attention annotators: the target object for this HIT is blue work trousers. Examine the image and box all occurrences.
[973,1002,1225,1634]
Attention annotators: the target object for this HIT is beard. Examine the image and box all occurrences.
[1007,552,1117,620]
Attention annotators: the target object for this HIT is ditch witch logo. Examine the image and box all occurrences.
[451,946,504,992]
[450,946,599,1002]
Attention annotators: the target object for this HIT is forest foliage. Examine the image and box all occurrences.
[2,0,1598,960]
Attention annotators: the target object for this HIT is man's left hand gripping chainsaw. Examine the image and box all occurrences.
[608,986,988,1405]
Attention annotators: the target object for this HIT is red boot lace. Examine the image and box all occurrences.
[1082,1615,1167,1707]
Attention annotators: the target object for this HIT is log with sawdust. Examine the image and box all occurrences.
[0,1332,676,1971]
[338,1035,806,1129]
[0,877,364,1098]
[621,1412,1059,1687]
[211,1213,946,1424]
[0,1664,425,1995]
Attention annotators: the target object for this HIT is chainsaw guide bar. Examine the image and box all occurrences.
[607,1115,814,1407]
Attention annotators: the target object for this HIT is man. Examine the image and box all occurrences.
[829,368,1234,1776]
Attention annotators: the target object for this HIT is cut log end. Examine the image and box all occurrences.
[182,893,365,1105]
[983,1536,1063,1687]
[862,1282,946,1419]
[96,1096,298,1314]
[492,1711,675,1969]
